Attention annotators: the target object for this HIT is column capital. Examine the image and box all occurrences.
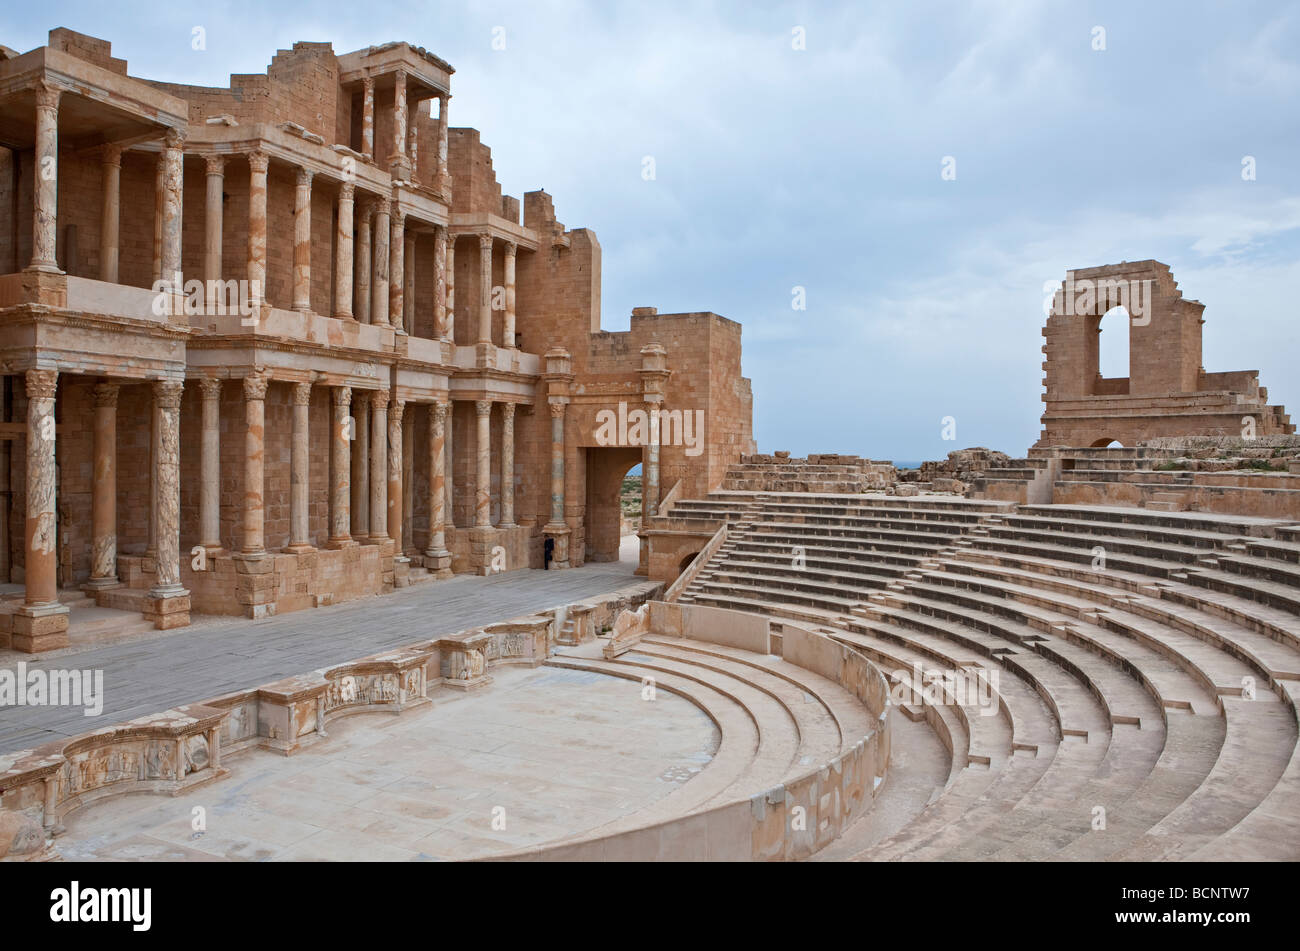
[204,153,225,175]
[548,401,567,419]
[339,180,355,201]
[501,401,516,420]
[243,373,270,402]
[33,80,61,112]
[102,144,124,167]
[247,150,269,174]
[390,205,405,226]
[332,384,353,406]
[475,399,493,418]
[362,75,375,93]
[163,128,185,150]
[371,389,390,411]
[390,399,406,424]
[478,233,493,252]
[292,381,313,405]
[25,368,57,400]
[154,379,184,409]
[198,378,223,400]
[296,166,314,187]
[432,400,449,422]
[93,382,120,408]
[503,240,517,258]
[374,196,391,216]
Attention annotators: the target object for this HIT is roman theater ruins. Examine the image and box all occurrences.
[0,30,1297,863]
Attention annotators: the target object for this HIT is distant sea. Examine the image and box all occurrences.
[891,460,923,470]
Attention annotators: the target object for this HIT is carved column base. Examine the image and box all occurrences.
[543,523,571,570]
[423,548,453,578]
[324,537,358,551]
[83,575,121,591]
[11,604,70,653]
[143,590,191,630]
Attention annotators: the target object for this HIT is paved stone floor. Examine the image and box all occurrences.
[0,552,646,755]
[53,663,719,861]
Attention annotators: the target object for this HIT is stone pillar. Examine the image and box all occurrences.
[645,401,661,519]
[289,382,312,550]
[146,380,189,630]
[500,402,516,526]
[352,392,370,539]
[361,77,375,161]
[29,82,60,272]
[152,152,164,283]
[436,93,451,197]
[475,400,492,528]
[372,198,391,327]
[444,400,455,528]
[355,199,372,324]
[503,241,517,349]
[445,236,456,343]
[198,379,222,551]
[408,100,419,177]
[391,70,409,179]
[99,145,122,283]
[389,208,405,333]
[369,390,389,542]
[434,225,448,339]
[548,402,566,527]
[241,374,268,555]
[247,151,269,312]
[425,401,452,576]
[477,233,493,348]
[14,370,66,649]
[403,231,416,334]
[292,167,313,313]
[86,383,119,589]
[388,399,405,554]
[203,154,224,309]
[160,130,184,316]
[334,182,355,319]
[327,386,354,548]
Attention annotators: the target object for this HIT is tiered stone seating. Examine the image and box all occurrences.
[665,489,1300,860]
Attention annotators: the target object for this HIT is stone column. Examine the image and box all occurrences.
[445,236,456,343]
[477,233,493,347]
[198,378,222,551]
[334,182,354,319]
[434,225,448,339]
[355,199,372,324]
[289,382,312,550]
[436,93,451,197]
[404,231,416,334]
[475,400,492,528]
[15,370,66,649]
[292,167,313,313]
[425,401,451,576]
[389,208,405,333]
[444,400,455,528]
[99,145,122,283]
[645,401,661,518]
[241,374,268,555]
[351,392,370,539]
[500,402,516,526]
[391,70,408,179]
[369,390,389,542]
[203,154,224,309]
[388,399,405,552]
[361,77,375,161]
[148,380,187,626]
[247,151,269,311]
[86,383,119,589]
[152,153,164,283]
[327,386,354,548]
[372,198,390,327]
[408,100,419,178]
[160,130,184,316]
[503,241,518,349]
[29,83,61,272]
[548,402,566,527]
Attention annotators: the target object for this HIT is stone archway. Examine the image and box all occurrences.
[583,446,644,563]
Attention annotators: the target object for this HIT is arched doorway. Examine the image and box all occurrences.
[1091,438,1124,448]
[582,446,644,563]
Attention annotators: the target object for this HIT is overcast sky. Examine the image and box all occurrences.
[7,1,1298,462]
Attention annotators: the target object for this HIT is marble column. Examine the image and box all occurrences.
[29,83,60,272]
[241,374,268,555]
[247,151,269,311]
[503,241,517,349]
[198,378,222,550]
[150,380,185,597]
[434,225,448,339]
[160,130,184,315]
[289,382,312,550]
[475,400,491,528]
[292,167,313,313]
[327,386,353,548]
[391,70,408,179]
[500,402,516,526]
[351,392,370,540]
[645,401,661,519]
[444,400,454,528]
[99,145,122,283]
[152,152,164,283]
[403,231,416,335]
[549,401,566,526]
[334,182,354,319]
[372,198,391,327]
[445,236,456,342]
[387,399,405,551]
[361,77,375,161]
[355,199,372,324]
[203,154,224,309]
[369,390,389,542]
[477,233,493,346]
[408,101,419,178]
[436,93,451,197]
[86,383,119,588]
[425,401,451,575]
[21,370,60,608]
[389,208,405,333]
